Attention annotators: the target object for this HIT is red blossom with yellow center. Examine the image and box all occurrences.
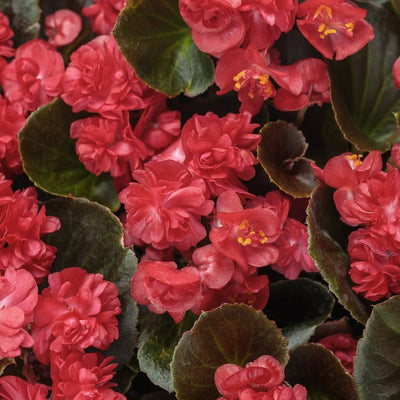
[296,0,374,60]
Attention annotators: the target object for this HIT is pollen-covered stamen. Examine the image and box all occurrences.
[313,4,354,38]
[346,154,363,167]
[233,70,247,90]
[313,4,333,19]
[237,219,268,247]
[233,70,274,99]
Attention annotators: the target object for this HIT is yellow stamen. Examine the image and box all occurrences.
[345,22,354,31]
[314,4,333,19]
[239,219,249,230]
[318,23,326,33]
[260,237,268,244]
[346,154,363,166]
[257,74,270,85]
[237,237,252,246]
[324,28,337,35]
[233,70,246,90]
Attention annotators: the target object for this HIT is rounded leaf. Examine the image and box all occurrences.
[171,303,288,400]
[306,183,371,325]
[258,121,317,197]
[354,296,400,400]
[18,98,119,211]
[113,0,214,97]
[264,278,335,349]
[285,343,358,400]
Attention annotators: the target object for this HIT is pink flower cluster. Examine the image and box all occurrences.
[318,151,400,301]
[180,0,374,115]
[214,355,307,400]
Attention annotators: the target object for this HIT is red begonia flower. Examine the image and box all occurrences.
[215,46,302,115]
[296,0,374,60]
[131,260,201,323]
[322,151,383,189]
[267,384,308,400]
[0,95,26,176]
[0,375,48,400]
[318,333,357,373]
[51,351,125,400]
[179,0,245,57]
[82,0,126,35]
[2,39,64,111]
[270,217,319,279]
[119,160,213,251]
[70,112,147,178]
[0,268,37,358]
[0,177,60,281]
[215,355,285,400]
[181,111,260,195]
[31,267,121,365]
[0,12,14,57]
[393,56,400,89]
[348,228,400,301]
[210,207,283,270]
[61,35,154,117]
[45,9,82,47]
[273,58,330,111]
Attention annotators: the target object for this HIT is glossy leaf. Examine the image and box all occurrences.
[328,3,400,151]
[138,312,198,392]
[113,0,214,97]
[264,278,335,349]
[258,121,317,197]
[285,343,358,400]
[19,98,119,211]
[306,183,372,325]
[354,296,400,400]
[43,197,138,368]
[0,0,40,46]
[171,304,288,400]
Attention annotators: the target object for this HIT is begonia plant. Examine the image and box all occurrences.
[0,0,400,399]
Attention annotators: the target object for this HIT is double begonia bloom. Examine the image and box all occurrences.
[318,333,357,373]
[119,160,214,251]
[51,351,125,400]
[82,0,126,35]
[2,39,64,111]
[45,9,82,47]
[296,0,374,60]
[273,58,330,111]
[0,178,60,281]
[0,12,14,57]
[62,35,154,117]
[215,46,302,115]
[0,376,48,400]
[31,267,121,365]
[0,268,38,358]
[70,112,147,178]
[181,111,260,195]
[179,0,245,57]
[131,260,201,323]
[0,95,26,176]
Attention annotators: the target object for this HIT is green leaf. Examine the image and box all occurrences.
[43,197,138,368]
[264,278,335,349]
[257,121,317,197]
[170,303,288,400]
[0,0,40,46]
[138,312,198,392]
[354,296,400,400]
[285,343,359,400]
[18,98,119,211]
[306,183,372,325]
[113,0,215,97]
[328,2,400,152]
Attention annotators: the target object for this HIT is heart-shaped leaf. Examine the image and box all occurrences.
[0,0,40,46]
[18,98,119,211]
[306,183,372,325]
[138,312,198,392]
[264,278,335,349]
[354,296,400,400]
[257,121,317,197]
[328,2,400,151]
[285,343,358,400]
[170,303,288,400]
[113,0,215,97]
[43,197,138,368]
